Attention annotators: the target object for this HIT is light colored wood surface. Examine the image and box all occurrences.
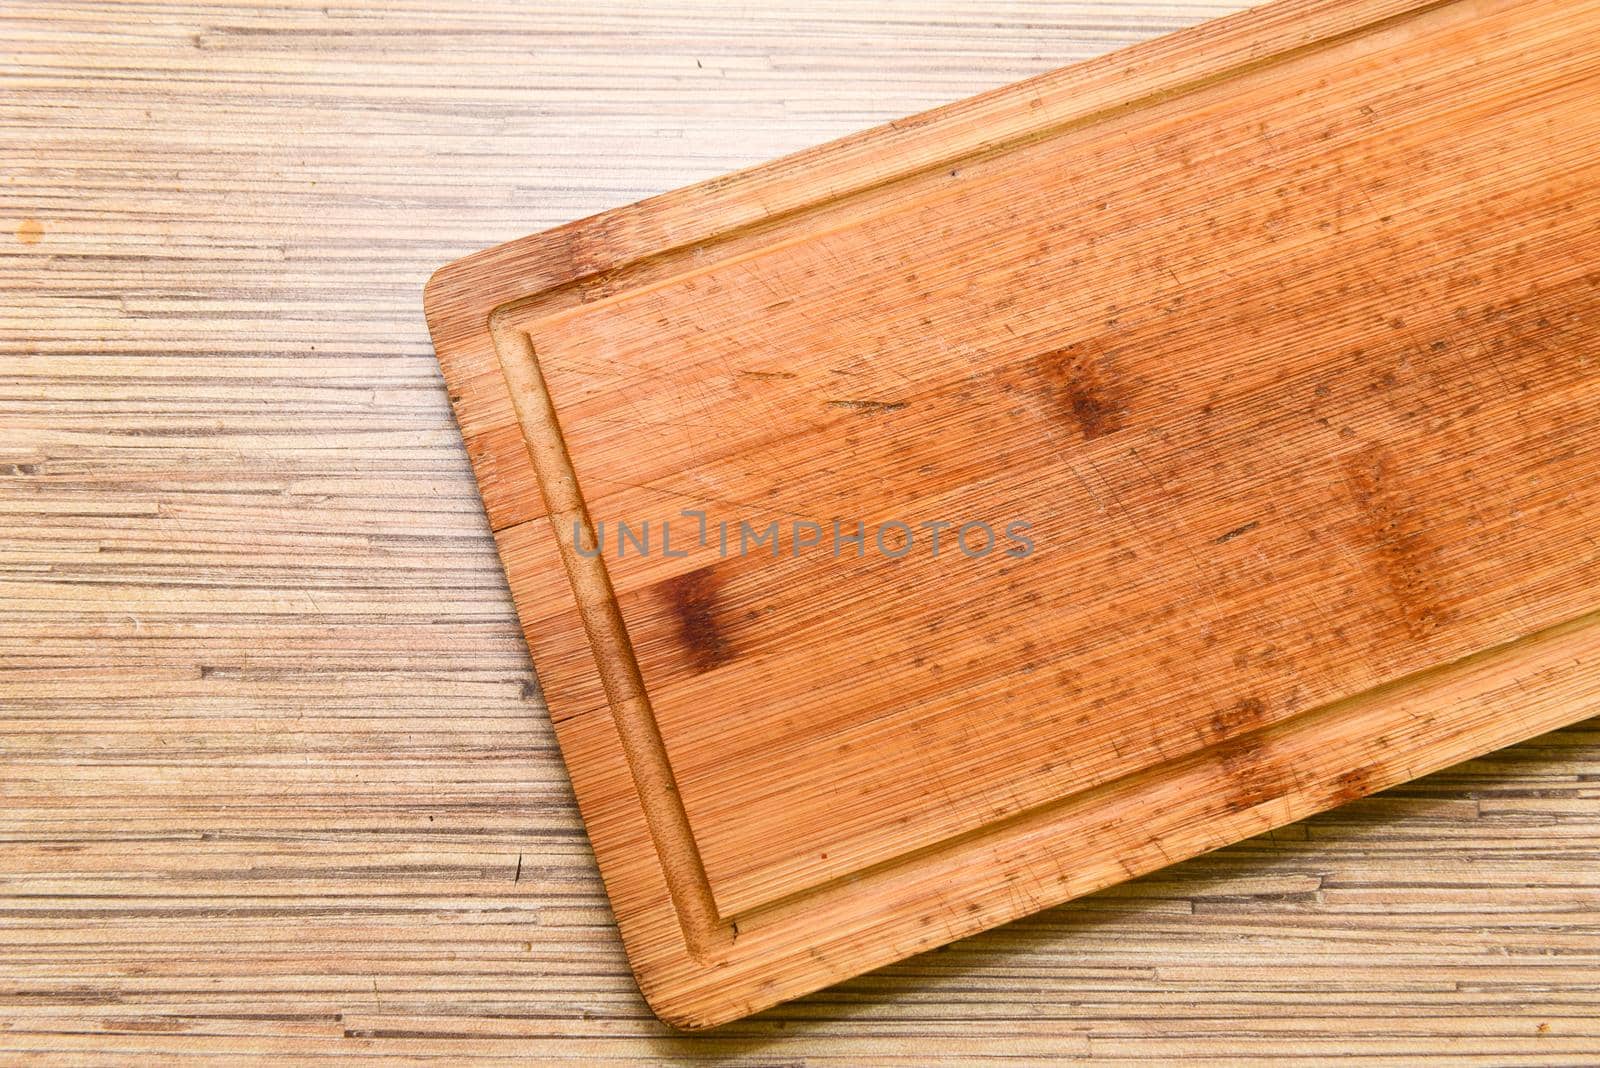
[426,0,1600,1027]
[5,0,1600,1059]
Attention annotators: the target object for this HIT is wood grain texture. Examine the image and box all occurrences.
[5,0,1600,1060]
[426,0,1600,1029]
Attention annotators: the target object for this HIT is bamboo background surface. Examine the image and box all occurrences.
[3,1,1599,1062]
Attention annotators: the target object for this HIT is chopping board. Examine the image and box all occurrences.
[423,0,1600,1029]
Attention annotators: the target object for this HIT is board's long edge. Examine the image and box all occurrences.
[672,610,1600,1027]
[422,0,1440,366]
[416,0,1593,1031]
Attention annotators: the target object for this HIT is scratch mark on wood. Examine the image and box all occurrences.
[826,399,908,413]
[1216,520,1261,543]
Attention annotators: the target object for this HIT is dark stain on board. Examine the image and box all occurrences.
[661,565,734,675]
[1214,730,1288,814]
[1342,444,1452,639]
[1328,764,1380,806]
[1029,338,1126,439]
[1210,696,1270,741]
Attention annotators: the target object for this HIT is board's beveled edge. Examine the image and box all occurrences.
[417,0,1600,1031]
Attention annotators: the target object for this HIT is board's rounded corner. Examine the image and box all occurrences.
[421,256,469,330]
[634,974,733,1032]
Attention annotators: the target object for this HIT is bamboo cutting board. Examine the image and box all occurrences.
[424,0,1600,1029]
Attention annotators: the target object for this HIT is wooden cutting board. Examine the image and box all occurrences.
[423,0,1600,1029]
